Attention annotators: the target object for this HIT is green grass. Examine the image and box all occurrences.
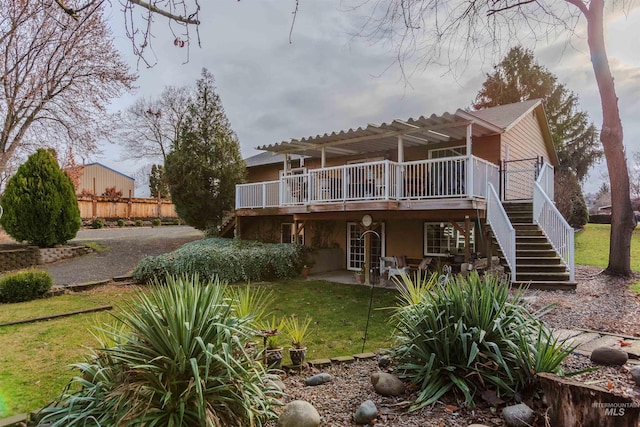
[575,223,640,270]
[0,280,398,418]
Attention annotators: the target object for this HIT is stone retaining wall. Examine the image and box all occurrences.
[0,245,93,272]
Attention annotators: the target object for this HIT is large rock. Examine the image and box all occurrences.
[354,400,378,425]
[630,366,640,386]
[590,346,628,366]
[305,372,333,386]
[278,400,321,427]
[370,372,405,396]
[502,403,534,427]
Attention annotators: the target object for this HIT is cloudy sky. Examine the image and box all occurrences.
[99,1,640,196]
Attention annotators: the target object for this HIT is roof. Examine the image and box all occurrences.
[84,162,135,181]
[256,100,550,160]
[244,152,305,168]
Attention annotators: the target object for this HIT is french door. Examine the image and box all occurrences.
[346,222,385,271]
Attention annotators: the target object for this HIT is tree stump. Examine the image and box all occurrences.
[538,372,640,427]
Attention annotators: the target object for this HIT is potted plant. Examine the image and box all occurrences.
[283,315,312,366]
[258,316,284,369]
[301,265,311,278]
[354,266,365,284]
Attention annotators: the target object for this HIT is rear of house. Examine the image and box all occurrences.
[231,99,575,289]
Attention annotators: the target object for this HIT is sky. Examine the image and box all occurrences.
[98,1,640,197]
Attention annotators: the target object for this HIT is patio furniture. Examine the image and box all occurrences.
[380,256,412,281]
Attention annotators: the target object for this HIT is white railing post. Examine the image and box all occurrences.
[261,183,266,208]
[384,160,390,200]
[487,183,517,283]
[533,164,574,282]
[466,155,473,198]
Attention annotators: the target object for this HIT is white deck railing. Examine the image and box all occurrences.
[487,183,516,282]
[533,163,574,281]
[236,156,499,208]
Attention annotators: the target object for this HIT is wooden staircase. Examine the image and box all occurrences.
[496,202,576,290]
[219,214,236,238]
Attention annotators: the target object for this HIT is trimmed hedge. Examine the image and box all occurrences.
[0,269,53,303]
[133,238,304,284]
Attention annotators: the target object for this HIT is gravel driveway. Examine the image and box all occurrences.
[39,226,204,286]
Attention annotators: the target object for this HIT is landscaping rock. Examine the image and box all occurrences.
[305,372,333,386]
[354,400,378,425]
[630,366,640,386]
[590,346,628,366]
[377,355,391,368]
[370,372,405,396]
[502,403,534,427]
[277,400,320,427]
[468,425,490,427]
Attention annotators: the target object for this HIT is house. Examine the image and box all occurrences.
[232,99,575,289]
[76,162,135,198]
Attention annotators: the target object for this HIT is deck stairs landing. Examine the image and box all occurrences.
[499,202,576,290]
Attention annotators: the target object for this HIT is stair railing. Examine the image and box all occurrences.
[487,183,516,282]
[533,163,574,281]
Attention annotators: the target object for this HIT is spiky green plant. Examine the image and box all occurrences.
[282,315,312,349]
[391,272,571,410]
[226,284,274,328]
[38,274,281,427]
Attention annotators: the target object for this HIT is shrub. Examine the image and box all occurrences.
[391,272,571,410]
[91,218,104,229]
[151,218,162,227]
[134,219,143,227]
[0,149,81,247]
[589,214,611,224]
[133,238,304,284]
[0,269,53,303]
[116,219,125,227]
[38,274,281,426]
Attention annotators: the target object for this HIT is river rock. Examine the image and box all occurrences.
[502,403,534,427]
[590,346,628,366]
[371,372,405,396]
[377,355,391,368]
[305,372,333,386]
[277,400,320,427]
[354,400,378,424]
[630,366,640,386]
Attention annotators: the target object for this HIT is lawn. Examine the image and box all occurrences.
[575,223,640,270]
[0,280,398,418]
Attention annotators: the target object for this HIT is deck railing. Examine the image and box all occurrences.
[533,162,574,281]
[486,183,516,282]
[236,156,500,208]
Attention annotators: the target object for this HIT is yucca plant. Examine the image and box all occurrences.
[391,272,570,410]
[226,284,274,327]
[38,274,282,427]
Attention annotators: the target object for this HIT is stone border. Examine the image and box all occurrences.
[0,245,94,272]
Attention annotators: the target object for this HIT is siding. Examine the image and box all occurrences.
[78,164,135,197]
[501,110,551,162]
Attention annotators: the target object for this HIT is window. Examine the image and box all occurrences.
[423,222,475,256]
[428,146,466,159]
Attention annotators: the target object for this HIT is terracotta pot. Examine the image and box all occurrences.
[289,346,308,365]
[301,267,310,278]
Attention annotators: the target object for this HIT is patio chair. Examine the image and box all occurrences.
[380,256,412,281]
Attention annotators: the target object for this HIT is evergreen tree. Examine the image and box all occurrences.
[0,149,81,247]
[473,46,601,183]
[165,69,246,231]
[149,164,170,198]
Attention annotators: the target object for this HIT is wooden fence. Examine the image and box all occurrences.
[77,196,178,220]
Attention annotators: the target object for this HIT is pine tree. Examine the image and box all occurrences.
[473,46,601,183]
[0,149,81,247]
[165,69,246,232]
[149,164,170,198]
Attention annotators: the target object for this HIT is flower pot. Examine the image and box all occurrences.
[265,347,283,368]
[289,346,308,366]
[355,273,364,284]
[301,266,310,278]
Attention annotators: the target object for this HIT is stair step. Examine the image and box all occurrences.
[518,243,554,251]
[516,236,549,243]
[516,272,571,281]
[517,249,558,257]
[511,281,577,290]
[517,264,568,273]
[517,257,564,266]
